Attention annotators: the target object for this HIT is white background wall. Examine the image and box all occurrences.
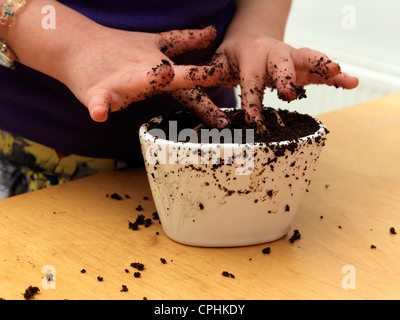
[236,0,400,115]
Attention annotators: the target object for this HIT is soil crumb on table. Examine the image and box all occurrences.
[131,262,145,271]
[23,286,40,300]
[109,193,123,200]
[289,229,301,243]
[262,247,271,254]
[222,271,235,278]
[129,214,153,231]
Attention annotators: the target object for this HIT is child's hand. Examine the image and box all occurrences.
[62,25,224,122]
[174,33,359,127]
[216,33,359,122]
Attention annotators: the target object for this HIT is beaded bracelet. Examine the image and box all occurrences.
[0,0,28,69]
[0,0,27,28]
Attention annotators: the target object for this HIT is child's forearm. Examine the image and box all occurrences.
[6,0,102,83]
[226,0,292,40]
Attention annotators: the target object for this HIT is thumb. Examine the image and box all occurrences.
[88,95,110,122]
[87,89,112,122]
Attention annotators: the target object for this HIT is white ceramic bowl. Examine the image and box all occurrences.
[139,109,328,247]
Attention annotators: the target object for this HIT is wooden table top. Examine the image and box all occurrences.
[1,93,400,300]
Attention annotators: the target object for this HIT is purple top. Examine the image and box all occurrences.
[0,0,236,164]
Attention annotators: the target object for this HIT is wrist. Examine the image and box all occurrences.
[225,0,291,42]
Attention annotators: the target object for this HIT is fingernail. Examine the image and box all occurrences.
[91,105,108,122]
[216,116,229,129]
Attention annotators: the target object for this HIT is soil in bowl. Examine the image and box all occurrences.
[146,107,326,144]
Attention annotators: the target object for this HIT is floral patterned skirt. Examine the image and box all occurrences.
[0,130,123,199]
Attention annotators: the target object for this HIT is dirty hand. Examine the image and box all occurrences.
[63,25,224,122]
[173,33,359,128]
[171,0,359,128]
